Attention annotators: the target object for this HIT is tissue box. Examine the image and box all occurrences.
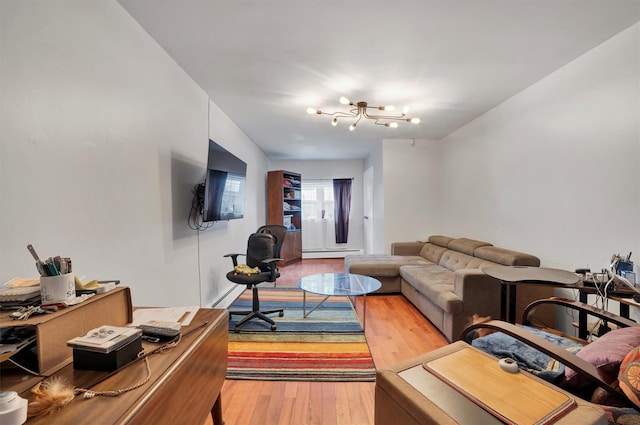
[72,335,142,371]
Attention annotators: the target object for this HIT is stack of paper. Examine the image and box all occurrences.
[0,278,41,309]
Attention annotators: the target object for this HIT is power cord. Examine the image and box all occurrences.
[27,335,184,417]
[583,270,620,340]
[188,183,213,231]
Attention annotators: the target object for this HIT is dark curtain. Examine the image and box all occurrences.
[333,178,352,244]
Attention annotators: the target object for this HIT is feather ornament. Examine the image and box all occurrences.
[27,377,75,417]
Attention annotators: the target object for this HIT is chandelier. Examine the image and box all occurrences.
[307,97,420,131]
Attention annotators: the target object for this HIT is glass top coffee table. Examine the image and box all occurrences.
[296,273,382,330]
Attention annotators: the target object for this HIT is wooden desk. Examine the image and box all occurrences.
[2,308,228,425]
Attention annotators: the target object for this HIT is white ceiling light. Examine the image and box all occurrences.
[307,97,420,130]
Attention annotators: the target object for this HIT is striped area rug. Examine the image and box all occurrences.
[227,287,376,381]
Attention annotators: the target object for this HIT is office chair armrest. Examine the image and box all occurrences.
[224,253,245,267]
[261,257,283,281]
[461,320,624,401]
[261,257,282,265]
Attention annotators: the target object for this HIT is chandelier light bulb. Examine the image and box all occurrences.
[307,97,421,129]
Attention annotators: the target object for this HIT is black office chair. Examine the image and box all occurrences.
[225,225,287,332]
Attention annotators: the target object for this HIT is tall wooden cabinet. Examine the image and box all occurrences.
[267,170,302,265]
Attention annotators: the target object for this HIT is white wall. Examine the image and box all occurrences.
[382,139,442,253]
[0,1,268,307]
[439,23,639,272]
[270,159,365,252]
[438,24,640,325]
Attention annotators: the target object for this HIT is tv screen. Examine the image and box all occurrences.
[203,140,247,222]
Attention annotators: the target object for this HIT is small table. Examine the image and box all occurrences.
[297,273,381,330]
[482,266,637,339]
[483,266,581,323]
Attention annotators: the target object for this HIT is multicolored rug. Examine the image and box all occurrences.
[227,287,376,381]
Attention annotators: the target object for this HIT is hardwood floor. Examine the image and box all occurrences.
[213,258,448,425]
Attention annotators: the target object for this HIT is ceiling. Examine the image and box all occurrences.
[118,0,640,160]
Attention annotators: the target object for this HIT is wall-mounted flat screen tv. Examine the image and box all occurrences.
[203,140,247,222]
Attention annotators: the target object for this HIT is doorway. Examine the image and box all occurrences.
[363,166,374,254]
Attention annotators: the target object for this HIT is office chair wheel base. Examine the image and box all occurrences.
[271,324,277,331]
[279,311,284,317]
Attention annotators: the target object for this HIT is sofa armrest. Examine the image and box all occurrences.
[376,341,608,425]
[375,342,468,425]
[460,320,625,402]
[376,369,459,425]
[453,269,502,320]
[391,241,426,256]
[523,297,639,329]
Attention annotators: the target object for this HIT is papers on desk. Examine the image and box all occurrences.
[131,306,199,327]
[0,285,40,302]
[5,277,40,288]
[1,278,41,310]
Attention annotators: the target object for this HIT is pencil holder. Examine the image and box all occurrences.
[40,273,75,304]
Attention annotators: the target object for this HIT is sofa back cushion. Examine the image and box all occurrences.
[428,235,455,248]
[439,250,495,271]
[419,243,448,264]
[447,238,492,256]
[474,246,540,267]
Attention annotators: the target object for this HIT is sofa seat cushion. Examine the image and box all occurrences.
[400,265,463,315]
[345,255,430,277]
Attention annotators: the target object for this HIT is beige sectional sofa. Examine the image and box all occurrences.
[345,235,547,341]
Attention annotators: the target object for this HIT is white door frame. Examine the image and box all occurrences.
[363,166,374,254]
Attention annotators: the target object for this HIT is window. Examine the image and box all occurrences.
[302,180,334,221]
[301,180,337,250]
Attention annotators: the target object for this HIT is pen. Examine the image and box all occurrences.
[27,244,46,276]
[45,262,60,276]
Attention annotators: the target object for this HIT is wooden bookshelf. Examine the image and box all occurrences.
[267,170,302,265]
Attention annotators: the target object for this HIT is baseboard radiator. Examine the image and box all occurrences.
[302,248,364,259]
